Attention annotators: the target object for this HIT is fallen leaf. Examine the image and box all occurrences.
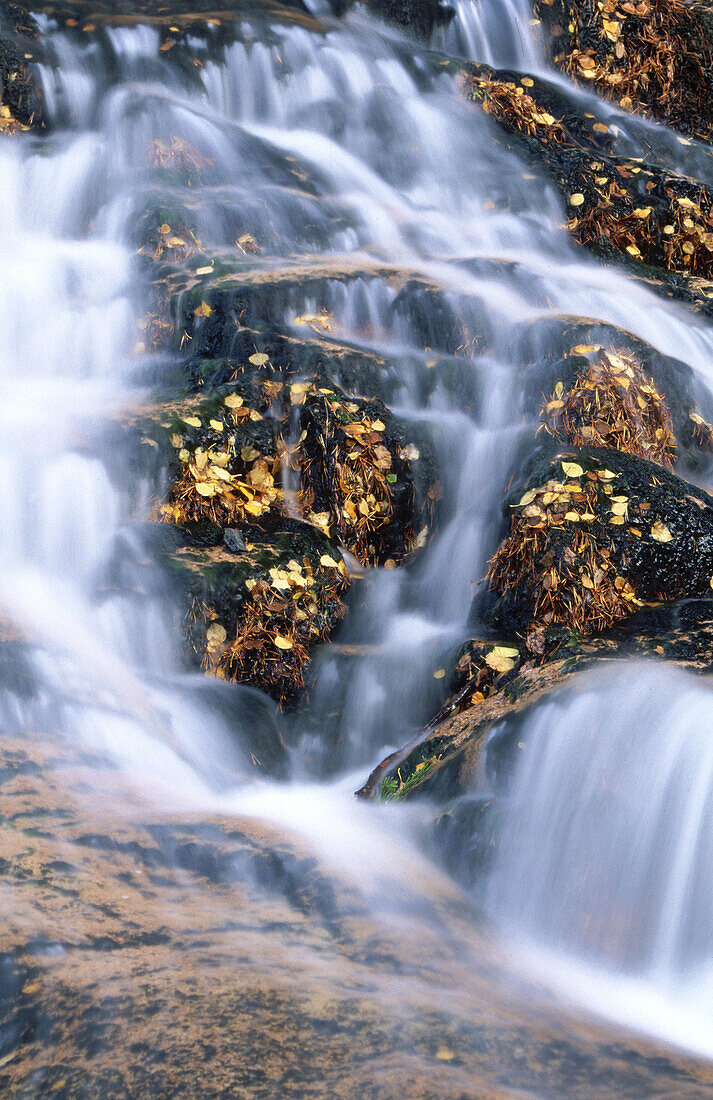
[651,522,672,543]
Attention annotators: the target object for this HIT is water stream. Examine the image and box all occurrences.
[5,0,713,1089]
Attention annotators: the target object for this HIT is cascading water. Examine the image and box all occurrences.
[484,662,713,1056]
[5,0,713,1089]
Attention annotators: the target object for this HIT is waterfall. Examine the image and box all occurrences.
[484,662,713,1055]
[4,0,713,1075]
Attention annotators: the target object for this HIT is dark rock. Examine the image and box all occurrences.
[486,446,713,637]
[358,598,713,801]
[0,1,44,130]
[534,0,713,142]
[165,515,350,706]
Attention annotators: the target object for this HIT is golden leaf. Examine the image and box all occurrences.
[274,635,294,650]
[561,461,583,477]
[206,622,227,645]
[569,193,585,207]
[485,652,515,673]
[249,352,269,366]
[651,522,672,543]
[320,554,340,568]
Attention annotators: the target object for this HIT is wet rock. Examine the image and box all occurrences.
[358,598,713,801]
[298,383,437,566]
[535,0,713,142]
[487,446,713,636]
[364,0,454,37]
[0,2,44,131]
[537,347,676,466]
[461,62,713,297]
[165,515,350,706]
[513,316,713,471]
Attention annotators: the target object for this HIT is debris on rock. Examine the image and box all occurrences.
[535,0,713,141]
[298,384,436,566]
[488,447,713,636]
[539,346,676,466]
[171,519,350,706]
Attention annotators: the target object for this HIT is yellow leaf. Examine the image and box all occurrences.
[224,393,244,408]
[433,669,446,679]
[561,461,583,477]
[182,415,201,428]
[371,419,386,431]
[196,264,214,275]
[209,419,224,432]
[206,622,227,645]
[195,483,216,497]
[485,652,515,673]
[651,522,672,543]
[194,301,213,318]
[490,645,519,658]
[569,193,585,207]
[320,554,340,568]
[158,223,170,235]
[565,511,580,521]
[249,352,269,366]
[518,489,537,506]
[274,635,294,650]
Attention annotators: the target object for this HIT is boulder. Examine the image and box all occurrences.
[534,0,713,142]
[488,447,713,636]
[358,599,713,801]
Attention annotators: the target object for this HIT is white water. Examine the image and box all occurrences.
[485,663,713,1057]
[4,0,713,1067]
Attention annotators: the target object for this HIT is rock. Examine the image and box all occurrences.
[358,599,713,801]
[364,0,454,37]
[534,0,713,142]
[513,316,713,472]
[164,515,350,706]
[461,61,713,303]
[0,2,44,131]
[4,726,709,1098]
[298,383,437,566]
[487,447,713,637]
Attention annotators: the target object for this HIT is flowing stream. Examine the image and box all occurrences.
[5,0,713,1090]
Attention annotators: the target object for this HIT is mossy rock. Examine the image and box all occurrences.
[359,598,713,802]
